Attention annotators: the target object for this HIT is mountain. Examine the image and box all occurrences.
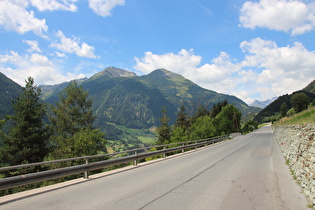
[41,68,253,131]
[303,79,315,94]
[250,97,277,109]
[254,79,315,123]
[89,66,136,81]
[138,69,249,114]
[0,72,22,119]
[39,78,88,101]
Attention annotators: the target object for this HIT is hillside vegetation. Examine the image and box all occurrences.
[39,68,255,137]
[254,79,315,123]
[0,73,22,119]
[275,106,315,126]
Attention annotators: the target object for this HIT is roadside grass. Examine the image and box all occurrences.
[275,106,315,126]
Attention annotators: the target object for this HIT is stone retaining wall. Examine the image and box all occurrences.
[273,123,315,207]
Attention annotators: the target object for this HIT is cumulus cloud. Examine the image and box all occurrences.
[0,0,48,37]
[134,39,315,104]
[30,0,78,12]
[240,0,315,35]
[240,37,315,99]
[50,30,97,58]
[88,0,125,17]
[0,51,85,85]
[135,49,201,75]
[24,40,42,53]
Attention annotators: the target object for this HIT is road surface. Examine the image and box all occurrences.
[0,125,308,209]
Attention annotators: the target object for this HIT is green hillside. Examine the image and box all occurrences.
[139,69,249,115]
[303,80,315,94]
[42,68,252,129]
[254,79,315,123]
[275,106,315,126]
[84,76,177,129]
[0,73,22,119]
[36,67,257,141]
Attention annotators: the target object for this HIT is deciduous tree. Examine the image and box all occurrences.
[290,92,309,113]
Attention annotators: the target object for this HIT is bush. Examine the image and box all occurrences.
[242,120,258,133]
[287,108,296,116]
[290,92,309,113]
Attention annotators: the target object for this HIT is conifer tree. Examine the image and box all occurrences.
[175,105,189,128]
[156,108,171,145]
[0,77,50,166]
[49,81,106,158]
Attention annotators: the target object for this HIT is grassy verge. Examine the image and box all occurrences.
[275,106,315,126]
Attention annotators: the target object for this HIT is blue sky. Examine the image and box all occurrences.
[1,0,315,104]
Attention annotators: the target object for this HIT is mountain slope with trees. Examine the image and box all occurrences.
[303,80,315,94]
[1,67,259,141]
[0,73,22,119]
[41,68,252,131]
[254,79,315,123]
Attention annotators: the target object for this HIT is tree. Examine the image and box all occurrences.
[210,100,228,118]
[241,120,258,133]
[215,104,242,135]
[191,105,209,123]
[0,77,50,166]
[156,108,171,145]
[171,105,190,143]
[175,105,189,128]
[49,81,106,159]
[171,125,189,143]
[280,102,288,117]
[189,116,216,140]
[290,92,309,113]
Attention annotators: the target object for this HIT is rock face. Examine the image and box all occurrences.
[273,124,315,207]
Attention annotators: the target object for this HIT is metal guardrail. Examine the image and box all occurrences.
[0,135,228,190]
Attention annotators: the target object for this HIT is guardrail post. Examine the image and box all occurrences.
[84,158,89,179]
[163,146,166,158]
[133,151,138,166]
[182,144,184,153]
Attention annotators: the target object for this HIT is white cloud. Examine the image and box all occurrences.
[30,0,78,12]
[0,0,48,38]
[240,37,315,99]
[55,51,67,58]
[50,30,97,58]
[0,51,84,85]
[134,49,201,75]
[134,39,315,104]
[24,40,42,52]
[88,0,125,17]
[240,0,315,35]
[134,50,242,99]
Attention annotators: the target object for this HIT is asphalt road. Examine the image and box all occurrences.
[0,125,308,209]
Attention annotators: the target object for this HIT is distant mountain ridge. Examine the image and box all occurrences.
[89,67,136,81]
[250,97,277,108]
[41,67,252,130]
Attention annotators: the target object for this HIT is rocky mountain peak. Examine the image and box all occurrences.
[90,67,136,80]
